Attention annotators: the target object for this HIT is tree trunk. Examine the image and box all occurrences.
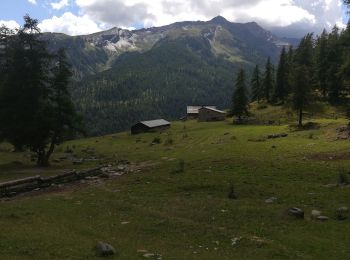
[298,108,303,128]
[36,149,46,167]
[44,136,57,167]
[37,134,57,167]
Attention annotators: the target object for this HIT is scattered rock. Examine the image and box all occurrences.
[265,197,277,204]
[267,133,288,139]
[95,241,116,257]
[337,207,349,213]
[143,253,155,258]
[288,207,304,219]
[99,173,110,179]
[311,210,321,219]
[73,160,83,165]
[316,216,329,221]
[323,184,337,188]
[336,207,349,220]
[248,138,266,142]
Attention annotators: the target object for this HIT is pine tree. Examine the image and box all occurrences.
[275,46,289,102]
[0,16,83,166]
[292,65,311,127]
[326,26,343,104]
[291,34,314,127]
[262,57,274,103]
[232,69,249,122]
[34,49,83,166]
[315,29,329,97]
[251,65,262,102]
[339,22,350,93]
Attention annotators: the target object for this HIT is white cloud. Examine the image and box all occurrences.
[28,0,37,5]
[51,0,69,10]
[73,0,345,37]
[39,12,103,35]
[0,20,20,30]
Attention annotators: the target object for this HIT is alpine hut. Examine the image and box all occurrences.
[131,119,171,135]
[198,106,226,122]
[187,106,217,119]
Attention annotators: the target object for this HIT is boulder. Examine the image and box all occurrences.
[265,197,277,204]
[288,207,304,219]
[316,216,329,221]
[95,241,116,257]
[267,133,288,139]
[337,207,349,213]
[311,210,321,219]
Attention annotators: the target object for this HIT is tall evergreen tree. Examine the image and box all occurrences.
[315,29,329,97]
[251,65,262,102]
[262,57,274,103]
[34,49,83,166]
[339,22,350,93]
[275,46,289,102]
[292,65,311,127]
[0,16,82,166]
[232,69,249,121]
[291,34,314,127]
[326,26,343,104]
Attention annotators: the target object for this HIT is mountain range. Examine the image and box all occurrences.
[45,16,297,135]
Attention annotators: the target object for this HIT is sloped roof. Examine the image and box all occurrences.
[199,106,226,114]
[139,119,171,128]
[187,106,216,114]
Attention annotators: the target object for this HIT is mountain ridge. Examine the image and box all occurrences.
[44,16,291,80]
[44,16,296,135]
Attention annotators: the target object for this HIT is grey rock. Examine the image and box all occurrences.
[288,207,304,219]
[316,216,329,221]
[73,160,83,165]
[267,133,288,139]
[143,253,155,258]
[337,207,349,213]
[311,210,321,219]
[265,197,277,204]
[95,241,116,257]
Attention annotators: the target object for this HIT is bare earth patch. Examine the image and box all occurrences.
[1,161,159,200]
[308,152,350,161]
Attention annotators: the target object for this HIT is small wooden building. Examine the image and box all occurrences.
[187,106,217,119]
[198,106,226,122]
[131,119,171,135]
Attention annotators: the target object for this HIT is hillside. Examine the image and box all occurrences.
[47,16,292,135]
[0,108,350,258]
[46,16,290,80]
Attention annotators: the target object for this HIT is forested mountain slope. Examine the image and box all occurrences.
[48,16,292,135]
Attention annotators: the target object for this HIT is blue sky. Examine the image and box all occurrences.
[0,0,349,37]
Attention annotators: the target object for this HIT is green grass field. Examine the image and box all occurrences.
[0,106,350,259]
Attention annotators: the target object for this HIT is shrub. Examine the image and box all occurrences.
[65,146,74,153]
[165,137,174,145]
[152,137,161,144]
[228,184,237,199]
[171,159,185,174]
[338,170,349,185]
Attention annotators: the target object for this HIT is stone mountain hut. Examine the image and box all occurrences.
[198,106,226,122]
[131,119,171,135]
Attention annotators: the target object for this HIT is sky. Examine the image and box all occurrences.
[0,0,349,37]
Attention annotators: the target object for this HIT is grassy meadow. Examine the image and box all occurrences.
[0,105,350,259]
